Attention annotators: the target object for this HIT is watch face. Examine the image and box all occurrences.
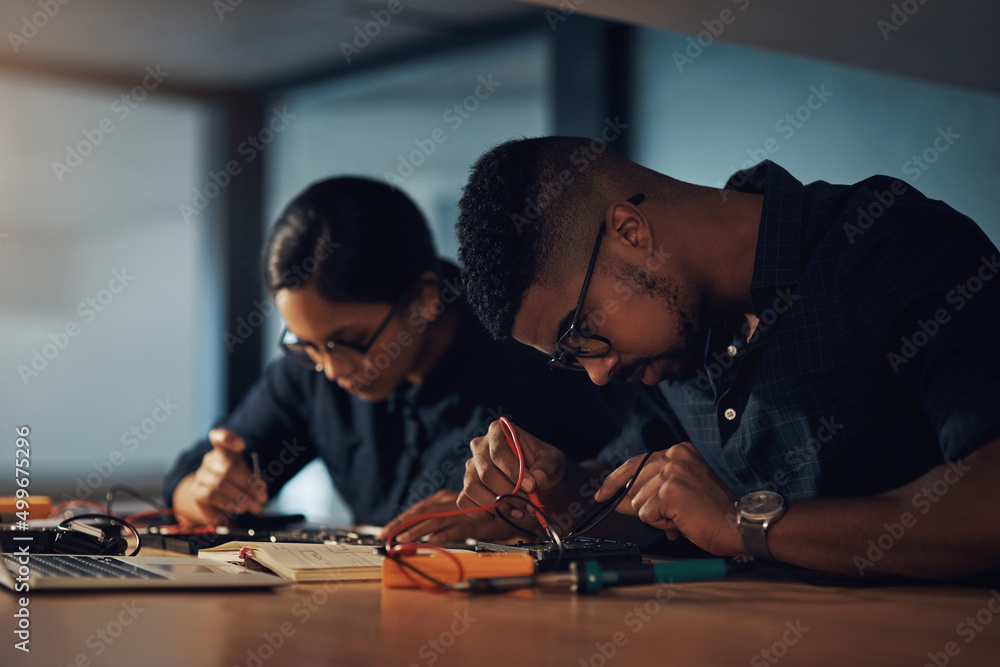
[738,490,785,519]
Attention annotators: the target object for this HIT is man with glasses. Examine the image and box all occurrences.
[453,136,1000,579]
[164,176,620,538]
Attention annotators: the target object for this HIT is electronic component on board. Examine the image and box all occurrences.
[474,536,641,571]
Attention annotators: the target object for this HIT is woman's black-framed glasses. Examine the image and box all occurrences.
[548,193,645,371]
[280,291,412,371]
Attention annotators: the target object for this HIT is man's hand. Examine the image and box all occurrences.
[594,442,742,556]
[172,428,269,526]
[456,419,566,522]
[379,490,521,544]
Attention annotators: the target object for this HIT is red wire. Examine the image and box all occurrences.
[383,416,547,555]
[501,418,548,529]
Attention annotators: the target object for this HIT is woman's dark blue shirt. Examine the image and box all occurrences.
[164,297,620,525]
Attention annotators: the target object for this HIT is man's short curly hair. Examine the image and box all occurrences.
[457,136,646,339]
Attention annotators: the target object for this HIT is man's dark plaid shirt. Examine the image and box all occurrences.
[627,161,1000,500]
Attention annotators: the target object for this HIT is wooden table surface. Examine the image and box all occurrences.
[4,551,999,667]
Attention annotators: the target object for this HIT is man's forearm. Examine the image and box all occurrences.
[766,438,1000,579]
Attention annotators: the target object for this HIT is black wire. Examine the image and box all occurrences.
[379,515,456,591]
[545,521,565,569]
[382,450,658,590]
[492,499,548,539]
[493,494,558,536]
[385,493,564,591]
[566,448,658,539]
[57,513,143,557]
[383,551,458,591]
[385,439,635,590]
[381,512,494,592]
[493,494,565,567]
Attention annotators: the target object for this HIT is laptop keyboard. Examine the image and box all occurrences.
[3,554,167,579]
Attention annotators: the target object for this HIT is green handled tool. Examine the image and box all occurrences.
[570,558,730,594]
[455,558,731,594]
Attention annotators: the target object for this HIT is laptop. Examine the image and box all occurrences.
[0,542,288,591]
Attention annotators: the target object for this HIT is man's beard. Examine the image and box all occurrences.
[612,260,706,383]
[615,314,704,382]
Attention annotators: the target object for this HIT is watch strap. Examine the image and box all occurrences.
[738,516,775,561]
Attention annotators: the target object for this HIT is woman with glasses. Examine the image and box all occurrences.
[164,176,619,541]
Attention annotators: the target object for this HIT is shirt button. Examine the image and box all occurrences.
[723,408,737,421]
[727,345,739,357]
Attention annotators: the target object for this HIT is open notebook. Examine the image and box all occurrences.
[198,541,384,582]
[0,542,288,591]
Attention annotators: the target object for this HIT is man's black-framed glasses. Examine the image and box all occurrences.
[548,193,645,371]
[280,291,412,371]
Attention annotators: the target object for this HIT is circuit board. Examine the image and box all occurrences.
[142,525,381,555]
[474,537,641,571]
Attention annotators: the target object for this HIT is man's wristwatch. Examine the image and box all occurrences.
[736,490,787,562]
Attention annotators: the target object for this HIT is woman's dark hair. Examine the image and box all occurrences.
[263,177,438,303]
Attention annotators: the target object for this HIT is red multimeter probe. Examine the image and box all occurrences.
[383,416,548,552]
[498,417,548,530]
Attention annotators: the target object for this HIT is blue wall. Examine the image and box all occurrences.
[632,28,1000,244]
